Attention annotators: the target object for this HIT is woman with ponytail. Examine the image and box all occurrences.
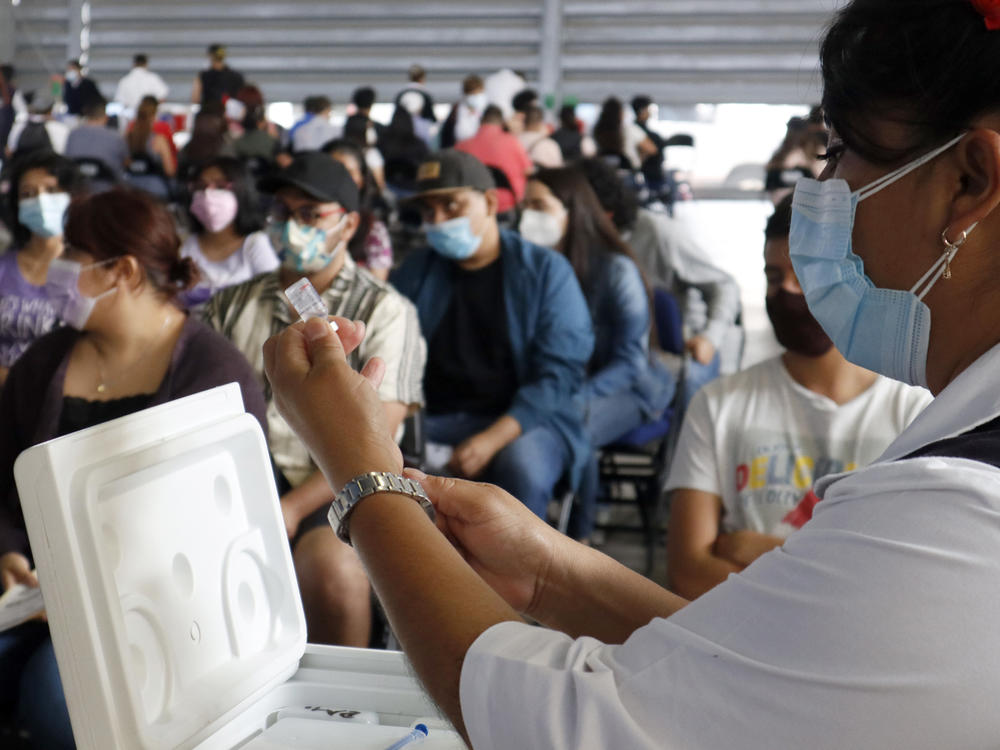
[125,95,176,179]
[0,186,267,747]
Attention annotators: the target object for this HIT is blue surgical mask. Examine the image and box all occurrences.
[425,217,482,261]
[789,133,971,388]
[19,192,71,238]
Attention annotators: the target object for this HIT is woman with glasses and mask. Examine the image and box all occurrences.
[203,151,425,649]
[0,186,266,749]
[179,156,277,307]
[0,151,81,388]
[260,2,1000,747]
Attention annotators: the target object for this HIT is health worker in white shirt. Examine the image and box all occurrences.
[261,1,1000,747]
[113,54,169,114]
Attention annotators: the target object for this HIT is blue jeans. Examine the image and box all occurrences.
[584,392,647,449]
[0,622,75,749]
[424,412,570,519]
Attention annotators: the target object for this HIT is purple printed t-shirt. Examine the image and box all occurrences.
[0,251,60,369]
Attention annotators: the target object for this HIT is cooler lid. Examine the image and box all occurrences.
[14,384,307,750]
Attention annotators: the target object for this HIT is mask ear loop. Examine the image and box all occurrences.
[911,223,976,301]
[856,133,968,202]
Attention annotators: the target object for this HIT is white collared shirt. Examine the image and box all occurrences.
[461,342,1000,749]
[114,67,169,111]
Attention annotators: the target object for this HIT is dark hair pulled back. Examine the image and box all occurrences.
[821,0,1000,164]
[64,187,200,300]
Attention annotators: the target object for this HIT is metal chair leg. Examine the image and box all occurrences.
[556,490,574,535]
[636,480,656,576]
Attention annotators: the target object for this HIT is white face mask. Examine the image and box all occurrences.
[465,92,488,112]
[45,257,119,330]
[518,208,566,249]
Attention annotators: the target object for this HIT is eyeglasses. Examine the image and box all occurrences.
[268,202,344,226]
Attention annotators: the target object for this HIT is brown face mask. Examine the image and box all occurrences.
[765,288,835,358]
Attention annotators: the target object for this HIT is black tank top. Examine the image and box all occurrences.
[199,67,244,105]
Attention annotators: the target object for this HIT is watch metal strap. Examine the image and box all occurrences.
[329,471,435,544]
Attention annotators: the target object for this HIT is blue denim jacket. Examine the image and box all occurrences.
[392,229,595,488]
[584,253,675,419]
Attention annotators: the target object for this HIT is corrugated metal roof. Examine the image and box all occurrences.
[10,0,846,106]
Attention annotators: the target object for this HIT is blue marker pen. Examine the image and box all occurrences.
[383,723,428,750]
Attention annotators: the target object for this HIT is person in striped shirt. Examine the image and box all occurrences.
[204,152,426,648]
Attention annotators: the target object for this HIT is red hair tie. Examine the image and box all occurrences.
[972,0,1000,30]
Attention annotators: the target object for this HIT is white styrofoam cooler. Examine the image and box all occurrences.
[13,384,464,749]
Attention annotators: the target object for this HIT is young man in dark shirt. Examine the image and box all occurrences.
[343,86,384,145]
[631,95,668,191]
[392,150,594,522]
[62,60,102,118]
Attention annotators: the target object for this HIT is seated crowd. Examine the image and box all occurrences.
[0,46,931,749]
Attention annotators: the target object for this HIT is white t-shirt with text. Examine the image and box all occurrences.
[666,355,931,535]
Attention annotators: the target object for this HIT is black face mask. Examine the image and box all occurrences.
[765,288,834,358]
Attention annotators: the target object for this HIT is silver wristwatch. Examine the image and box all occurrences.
[328,471,435,545]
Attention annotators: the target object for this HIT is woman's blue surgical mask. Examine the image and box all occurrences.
[425,217,482,261]
[19,192,71,238]
[789,133,972,388]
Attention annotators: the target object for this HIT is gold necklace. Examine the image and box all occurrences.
[93,313,173,395]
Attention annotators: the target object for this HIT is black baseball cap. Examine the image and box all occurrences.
[259,151,360,212]
[413,150,495,197]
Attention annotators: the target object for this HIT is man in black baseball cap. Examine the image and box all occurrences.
[412,148,496,195]
[407,149,498,264]
[260,150,361,212]
[258,151,362,275]
[204,151,427,647]
[391,149,594,527]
